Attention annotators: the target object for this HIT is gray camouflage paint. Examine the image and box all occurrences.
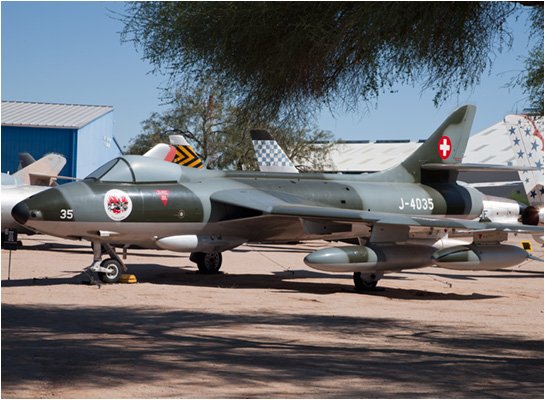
[12,105,540,260]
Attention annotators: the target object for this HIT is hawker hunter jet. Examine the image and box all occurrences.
[12,105,543,289]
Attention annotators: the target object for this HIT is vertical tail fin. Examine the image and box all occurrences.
[504,114,544,205]
[12,153,67,186]
[169,135,204,168]
[250,130,299,173]
[371,105,476,183]
[143,135,204,169]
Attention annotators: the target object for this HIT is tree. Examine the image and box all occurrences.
[507,3,543,114]
[126,81,334,171]
[121,1,522,121]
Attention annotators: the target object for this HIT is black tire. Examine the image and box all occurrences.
[191,252,222,274]
[97,259,122,283]
[353,272,378,291]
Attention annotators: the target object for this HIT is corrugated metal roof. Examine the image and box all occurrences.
[462,121,515,165]
[328,141,422,172]
[1,101,114,129]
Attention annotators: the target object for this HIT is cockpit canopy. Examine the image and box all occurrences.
[85,156,182,183]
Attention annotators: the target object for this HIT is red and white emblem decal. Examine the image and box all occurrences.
[438,136,452,160]
[104,189,133,221]
[155,190,170,206]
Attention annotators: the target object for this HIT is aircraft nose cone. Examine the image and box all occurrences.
[11,201,29,226]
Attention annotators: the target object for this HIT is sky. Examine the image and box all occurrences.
[1,1,539,151]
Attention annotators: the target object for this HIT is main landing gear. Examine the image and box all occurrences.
[353,272,383,291]
[190,252,223,274]
[86,241,127,284]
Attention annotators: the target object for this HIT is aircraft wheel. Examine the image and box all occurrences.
[97,259,122,283]
[353,272,378,291]
[191,252,222,274]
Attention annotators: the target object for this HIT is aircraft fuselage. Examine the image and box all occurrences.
[14,166,484,247]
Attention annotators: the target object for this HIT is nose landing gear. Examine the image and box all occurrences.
[96,259,122,284]
[86,241,127,284]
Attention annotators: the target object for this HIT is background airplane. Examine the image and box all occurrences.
[504,114,544,204]
[144,134,204,168]
[2,153,67,237]
[12,106,543,290]
[250,130,299,173]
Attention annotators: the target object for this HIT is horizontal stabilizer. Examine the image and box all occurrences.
[465,181,521,188]
[422,163,541,172]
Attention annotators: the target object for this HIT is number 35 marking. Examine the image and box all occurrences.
[60,209,74,219]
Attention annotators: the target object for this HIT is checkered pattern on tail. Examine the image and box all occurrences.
[253,140,295,167]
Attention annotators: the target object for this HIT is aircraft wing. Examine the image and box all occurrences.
[270,203,542,234]
[211,189,543,235]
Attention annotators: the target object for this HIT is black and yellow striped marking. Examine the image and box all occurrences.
[173,145,203,168]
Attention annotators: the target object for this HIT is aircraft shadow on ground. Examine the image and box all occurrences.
[405,269,544,282]
[2,303,543,398]
[2,262,501,301]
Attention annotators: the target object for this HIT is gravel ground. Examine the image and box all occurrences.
[2,234,543,398]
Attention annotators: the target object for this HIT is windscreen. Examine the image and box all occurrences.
[85,158,134,183]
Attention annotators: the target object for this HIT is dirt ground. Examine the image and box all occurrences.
[2,234,544,399]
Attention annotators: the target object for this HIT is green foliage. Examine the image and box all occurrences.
[125,81,334,170]
[121,1,519,120]
[507,4,543,114]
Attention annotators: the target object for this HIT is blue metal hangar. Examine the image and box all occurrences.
[1,101,123,179]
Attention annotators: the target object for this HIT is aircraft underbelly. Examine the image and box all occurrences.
[26,216,371,249]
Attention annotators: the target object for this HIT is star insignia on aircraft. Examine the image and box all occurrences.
[530,190,537,198]
[517,150,524,158]
[513,137,520,146]
[536,160,543,168]
[531,141,539,151]
[508,127,516,135]
[525,128,532,136]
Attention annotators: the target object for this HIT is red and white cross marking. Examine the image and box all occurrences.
[438,136,452,160]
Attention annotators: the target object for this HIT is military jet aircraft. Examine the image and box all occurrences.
[12,105,543,289]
